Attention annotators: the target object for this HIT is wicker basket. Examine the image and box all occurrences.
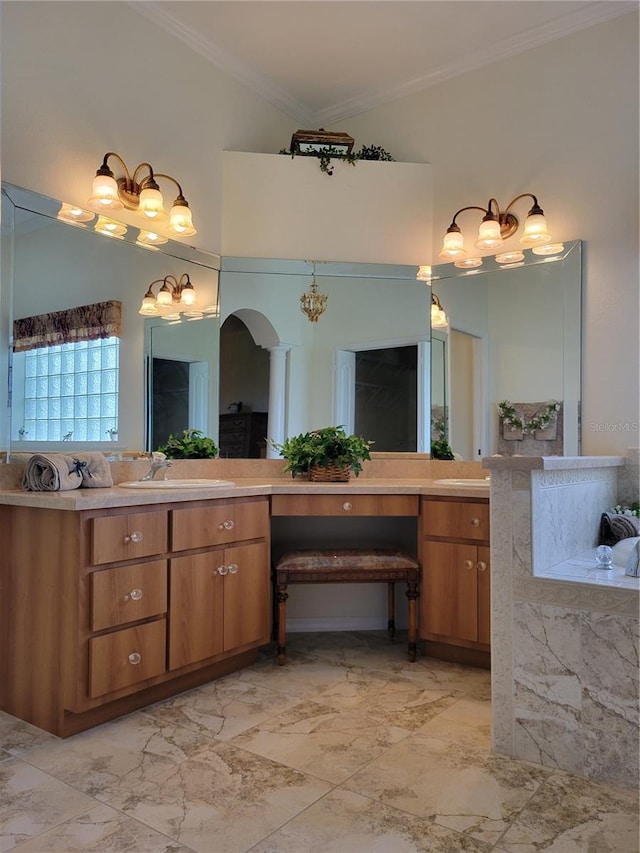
[308,463,351,482]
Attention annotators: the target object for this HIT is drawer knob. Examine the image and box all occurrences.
[126,588,143,601]
[217,565,229,575]
[128,652,142,665]
[463,559,474,569]
[478,561,488,572]
[124,531,143,543]
[220,519,235,530]
[470,518,480,527]
[342,502,353,511]
[227,563,239,574]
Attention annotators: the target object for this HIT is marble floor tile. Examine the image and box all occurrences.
[250,787,493,853]
[344,732,551,847]
[237,652,364,698]
[230,697,411,784]
[10,803,191,853]
[417,696,493,750]
[0,713,58,757]
[99,740,330,853]
[22,714,214,797]
[144,676,300,741]
[497,769,640,853]
[0,757,95,852]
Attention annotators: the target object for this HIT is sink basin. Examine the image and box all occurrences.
[433,478,490,487]
[118,479,235,490]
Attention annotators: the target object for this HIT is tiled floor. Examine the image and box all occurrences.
[1,632,638,852]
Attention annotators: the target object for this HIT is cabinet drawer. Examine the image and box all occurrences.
[88,619,166,698]
[171,498,269,551]
[271,494,418,517]
[91,561,168,631]
[91,512,168,565]
[422,499,489,542]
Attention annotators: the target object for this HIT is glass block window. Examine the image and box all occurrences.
[15,337,119,442]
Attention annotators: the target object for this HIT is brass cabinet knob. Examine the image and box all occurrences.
[470,518,480,527]
[463,559,474,569]
[478,561,487,571]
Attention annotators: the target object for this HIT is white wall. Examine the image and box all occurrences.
[345,12,639,455]
[0,1,293,253]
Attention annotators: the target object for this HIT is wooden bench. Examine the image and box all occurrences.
[273,548,419,665]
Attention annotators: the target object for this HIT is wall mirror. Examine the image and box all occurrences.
[218,257,431,455]
[428,241,582,458]
[1,183,220,459]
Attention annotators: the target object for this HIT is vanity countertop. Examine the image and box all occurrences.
[0,477,490,510]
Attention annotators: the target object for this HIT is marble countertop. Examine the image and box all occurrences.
[536,547,640,590]
[0,477,491,510]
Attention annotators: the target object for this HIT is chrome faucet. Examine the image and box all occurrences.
[140,452,173,481]
[625,543,640,578]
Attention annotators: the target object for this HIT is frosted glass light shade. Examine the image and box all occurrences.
[454,257,483,269]
[475,219,503,250]
[179,285,197,306]
[438,230,468,260]
[520,213,551,246]
[168,203,197,236]
[87,174,122,211]
[137,230,168,247]
[156,286,173,306]
[94,216,127,238]
[139,186,167,219]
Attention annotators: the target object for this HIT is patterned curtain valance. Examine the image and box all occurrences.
[13,300,122,353]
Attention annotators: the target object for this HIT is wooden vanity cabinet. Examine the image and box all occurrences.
[0,496,270,737]
[419,496,490,667]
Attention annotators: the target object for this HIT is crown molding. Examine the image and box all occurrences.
[129,1,636,128]
[127,1,314,124]
[311,1,637,125]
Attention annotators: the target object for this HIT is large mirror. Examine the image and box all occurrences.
[1,183,582,460]
[2,183,220,458]
[428,241,581,458]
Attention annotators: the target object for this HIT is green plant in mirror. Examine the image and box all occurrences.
[272,425,374,478]
[279,143,395,176]
[430,417,454,460]
[157,429,218,459]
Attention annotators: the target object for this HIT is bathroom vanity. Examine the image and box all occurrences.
[0,467,490,736]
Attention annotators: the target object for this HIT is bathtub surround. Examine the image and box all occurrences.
[486,452,639,789]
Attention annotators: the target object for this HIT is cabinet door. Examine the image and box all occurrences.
[421,540,478,642]
[477,545,491,646]
[223,541,270,652]
[169,552,224,670]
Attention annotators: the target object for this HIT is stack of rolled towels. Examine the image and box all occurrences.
[22,452,113,491]
[599,511,640,546]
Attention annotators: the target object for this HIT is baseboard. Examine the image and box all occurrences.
[287,616,391,633]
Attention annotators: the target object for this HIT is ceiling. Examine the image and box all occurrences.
[130,1,635,125]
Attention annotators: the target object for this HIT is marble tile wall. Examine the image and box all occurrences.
[487,454,639,790]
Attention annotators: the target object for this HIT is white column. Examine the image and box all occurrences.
[266,345,290,458]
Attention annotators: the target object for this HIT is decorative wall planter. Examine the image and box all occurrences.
[534,422,557,441]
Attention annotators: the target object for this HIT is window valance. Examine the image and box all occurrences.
[13,300,122,353]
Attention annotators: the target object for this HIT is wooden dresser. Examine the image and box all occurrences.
[219,412,268,458]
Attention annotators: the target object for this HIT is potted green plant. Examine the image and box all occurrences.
[157,428,219,459]
[272,425,374,480]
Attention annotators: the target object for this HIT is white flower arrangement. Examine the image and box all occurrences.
[610,504,639,517]
[498,400,560,434]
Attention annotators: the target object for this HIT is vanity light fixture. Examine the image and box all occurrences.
[94,216,127,239]
[300,262,328,323]
[438,193,552,261]
[431,293,449,330]
[495,250,525,265]
[532,242,564,256]
[136,230,169,248]
[139,273,201,319]
[57,202,95,225]
[416,265,432,281]
[87,152,197,237]
[454,257,483,269]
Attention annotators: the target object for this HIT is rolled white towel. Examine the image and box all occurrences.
[22,454,83,491]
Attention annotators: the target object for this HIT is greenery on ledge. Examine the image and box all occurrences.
[157,428,219,459]
[279,143,396,176]
[272,425,374,478]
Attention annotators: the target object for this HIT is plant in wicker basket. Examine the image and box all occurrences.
[272,426,374,480]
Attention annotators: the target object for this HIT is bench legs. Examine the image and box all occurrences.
[406,578,418,662]
[276,583,288,666]
[275,578,418,665]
